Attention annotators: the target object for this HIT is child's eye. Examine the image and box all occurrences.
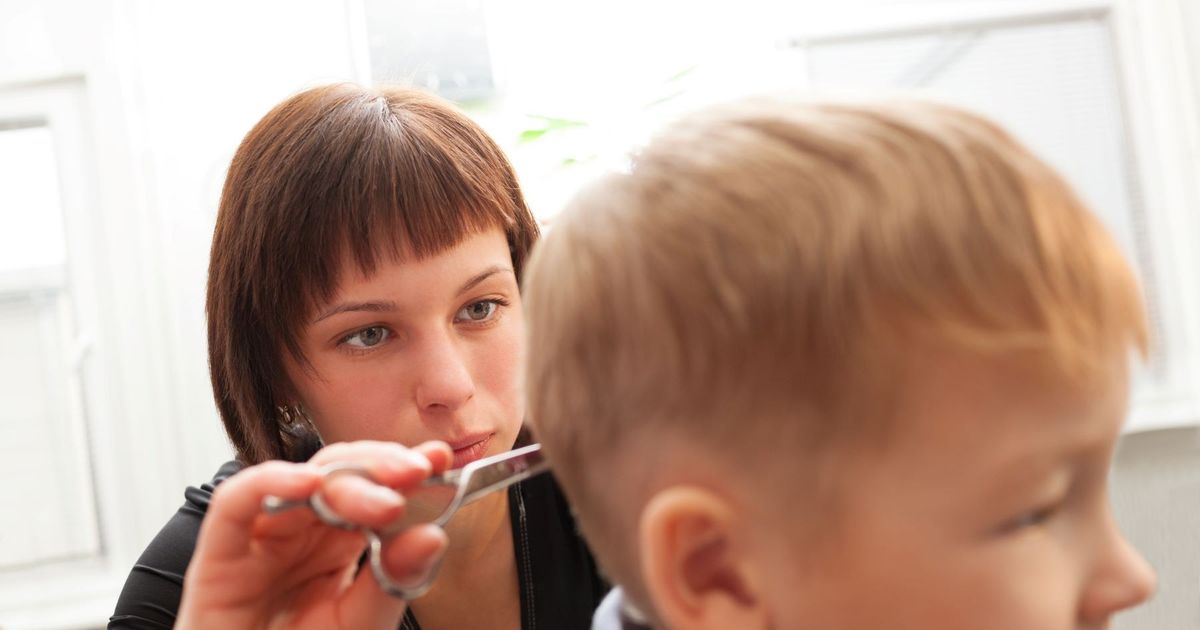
[455,299,505,323]
[341,326,391,349]
[1006,504,1060,532]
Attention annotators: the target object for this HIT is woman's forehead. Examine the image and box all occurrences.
[323,227,514,304]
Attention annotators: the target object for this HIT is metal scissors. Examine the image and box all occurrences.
[262,443,550,599]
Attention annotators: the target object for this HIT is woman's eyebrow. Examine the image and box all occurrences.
[311,265,513,323]
[457,265,514,296]
[313,300,398,323]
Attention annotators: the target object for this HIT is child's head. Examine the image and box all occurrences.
[524,97,1156,629]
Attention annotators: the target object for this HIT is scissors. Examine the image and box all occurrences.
[262,443,550,599]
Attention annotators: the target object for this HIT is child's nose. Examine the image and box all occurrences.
[1078,527,1157,623]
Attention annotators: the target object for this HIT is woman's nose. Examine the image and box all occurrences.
[413,333,476,413]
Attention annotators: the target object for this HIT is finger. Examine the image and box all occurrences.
[249,502,318,538]
[197,461,322,561]
[412,441,453,474]
[310,441,434,489]
[380,524,449,585]
[335,525,448,629]
[319,473,406,528]
[269,528,369,597]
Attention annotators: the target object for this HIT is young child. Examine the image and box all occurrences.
[522,97,1157,630]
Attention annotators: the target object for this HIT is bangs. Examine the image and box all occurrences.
[300,90,524,307]
[225,84,534,370]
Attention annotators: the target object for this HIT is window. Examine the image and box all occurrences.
[0,79,130,627]
[0,121,101,572]
[784,0,1200,431]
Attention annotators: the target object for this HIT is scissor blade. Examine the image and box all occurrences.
[458,444,550,508]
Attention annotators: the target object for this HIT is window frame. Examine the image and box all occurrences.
[783,0,1200,433]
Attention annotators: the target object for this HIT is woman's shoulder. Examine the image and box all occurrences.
[181,459,245,513]
[108,460,245,629]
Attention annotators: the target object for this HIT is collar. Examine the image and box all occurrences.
[592,587,653,630]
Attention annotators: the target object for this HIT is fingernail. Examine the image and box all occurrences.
[366,485,404,509]
[417,440,452,454]
[380,451,432,477]
[405,450,433,471]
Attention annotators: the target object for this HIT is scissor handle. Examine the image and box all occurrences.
[259,447,550,601]
[364,529,444,599]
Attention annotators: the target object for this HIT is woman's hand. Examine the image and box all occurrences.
[176,440,453,630]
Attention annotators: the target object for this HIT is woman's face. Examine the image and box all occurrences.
[284,227,525,468]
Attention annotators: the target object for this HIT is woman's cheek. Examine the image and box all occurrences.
[480,320,526,428]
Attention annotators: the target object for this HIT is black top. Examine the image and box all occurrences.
[109,461,608,629]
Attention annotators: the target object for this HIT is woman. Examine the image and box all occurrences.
[109,84,608,629]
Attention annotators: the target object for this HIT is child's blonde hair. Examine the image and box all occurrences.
[524,97,1147,605]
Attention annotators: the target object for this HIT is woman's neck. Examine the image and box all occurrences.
[440,489,512,574]
[407,490,521,629]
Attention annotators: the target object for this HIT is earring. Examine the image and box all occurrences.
[293,404,317,431]
[279,403,321,441]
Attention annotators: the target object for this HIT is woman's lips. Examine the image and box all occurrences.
[450,434,492,469]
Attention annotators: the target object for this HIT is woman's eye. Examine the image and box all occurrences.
[342,326,390,349]
[456,300,500,323]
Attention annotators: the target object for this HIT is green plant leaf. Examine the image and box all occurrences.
[663,65,698,84]
[517,115,591,144]
[643,88,686,109]
[518,128,552,144]
[525,115,590,128]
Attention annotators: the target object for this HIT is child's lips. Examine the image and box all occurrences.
[450,434,492,469]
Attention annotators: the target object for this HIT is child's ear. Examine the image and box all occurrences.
[639,486,767,630]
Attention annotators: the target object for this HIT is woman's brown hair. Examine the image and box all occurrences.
[208,83,539,464]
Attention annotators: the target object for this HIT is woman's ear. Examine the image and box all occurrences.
[638,486,768,630]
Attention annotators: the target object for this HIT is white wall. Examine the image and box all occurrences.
[1112,427,1200,630]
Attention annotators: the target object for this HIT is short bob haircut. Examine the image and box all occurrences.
[208,83,539,464]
